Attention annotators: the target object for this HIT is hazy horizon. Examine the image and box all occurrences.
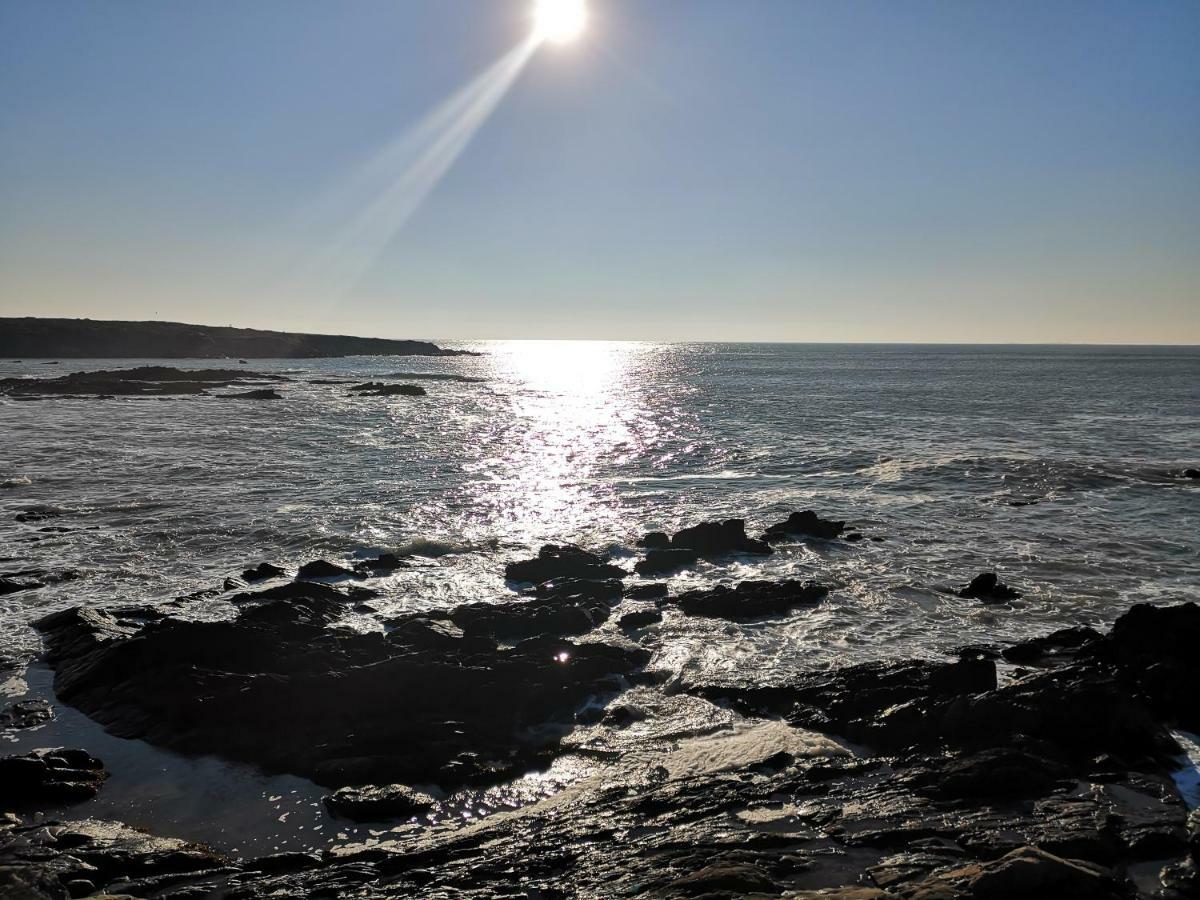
[3,0,1198,343]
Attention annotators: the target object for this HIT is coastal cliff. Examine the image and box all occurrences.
[0,318,471,359]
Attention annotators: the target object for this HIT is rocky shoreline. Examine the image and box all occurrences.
[2,517,1198,898]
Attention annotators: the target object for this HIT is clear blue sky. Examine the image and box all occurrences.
[1,0,1197,342]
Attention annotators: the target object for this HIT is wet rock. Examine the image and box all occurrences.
[902,748,1068,800]
[1108,601,1200,731]
[669,519,772,556]
[450,589,611,640]
[355,553,407,573]
[1001,626,1103,664]
[0,569,79,595]
[222,388,282,399]
[1183,468,1200,479]
[666,861,781,895]
[348,382,427,397]
[296,559,355,580]
[0,699,53,730]
[638,531,672,550]
[907,846,1122,899]
[325,784,437,821]
[35,598,649,789]
[15,510,61,524]
[505,545,626,584]
[0,366,288,398]
[762,510,847,542]
[245,851,323,874]
[675,580,828,620]
[0,749,107,805]
[958,571,1022,601]
[242,562,287,582]
[619,609,663,630]
[635,548,700,576]
[626,582,669,601]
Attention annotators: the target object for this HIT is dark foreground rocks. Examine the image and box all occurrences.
[6,602,1200,897]
[0,749,107,806]
[324,785,437,822]
[958,571,1022,601]
[34,589,649,789]
[505,544,626,584]
[763,510,847,542]
[634,519,772,575]
[675,579,829,619]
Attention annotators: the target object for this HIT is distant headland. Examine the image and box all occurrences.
[0,318,473,359]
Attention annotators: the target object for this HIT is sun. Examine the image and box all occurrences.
[532,0,588,45]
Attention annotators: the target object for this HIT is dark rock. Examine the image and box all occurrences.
[602,705,646,727]
[619,609,662,630]
[505,545,625,584]
[1002,626,1103,664]
[348,382,427,397]
[903,748,1068,800]
[762,510,847,542]
[296,559,355,580]
[906,846,1122,899]
[242,562,287,582]
[625,582,669,601]
[325,784,437,821]
[958,571,1022,601]
[1108,601,1200,731]
[14,509,60,523]
[675,580,828,620]
[638,531,672,550]
[450,589,611,640]
[35,599,649,789]
[666,862,781,895]
[356,553,407,572]
[634,548,700,576]
[1183,468,1200,479]
[0,749,107,805]
[669,519,772,556]
[223,388,282,400]
[0,699,53,730]
[0,366,290,398]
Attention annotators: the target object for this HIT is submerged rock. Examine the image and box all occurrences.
[0,749,107,805]
[762,510,847,542]
[958,571,1023,601]
[324,784,437,822]
[675,579,828,620]
[505,545,625,584]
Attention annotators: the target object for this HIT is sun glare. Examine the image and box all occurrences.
[533,0,588,45]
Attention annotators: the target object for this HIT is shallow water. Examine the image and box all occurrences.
[2,342,1199,853]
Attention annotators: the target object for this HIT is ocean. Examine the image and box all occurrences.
[2,341,1198,853]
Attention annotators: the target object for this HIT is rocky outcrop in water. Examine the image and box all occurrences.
[348,382,428,397]
[958,571,1023,601]
[633,519,773,575]
[505,545,626,584]
[0,366,290,398]
[675,579,828,619]
[762,510,847,542]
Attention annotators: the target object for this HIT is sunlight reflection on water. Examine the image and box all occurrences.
[463,341,659,543]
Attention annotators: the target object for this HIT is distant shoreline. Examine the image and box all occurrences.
[0,317,475,359]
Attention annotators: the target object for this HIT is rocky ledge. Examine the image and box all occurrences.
[0,367,291,398]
